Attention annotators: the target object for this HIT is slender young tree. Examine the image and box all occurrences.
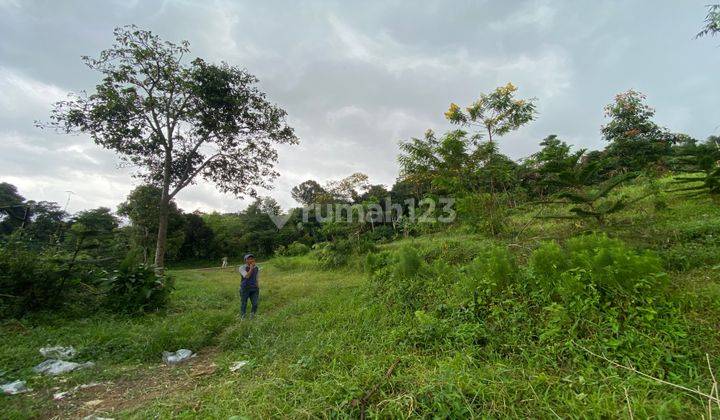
[444,82,537,143]
[41,26,298,272]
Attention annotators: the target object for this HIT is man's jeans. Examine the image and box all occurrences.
[240,288,259,318]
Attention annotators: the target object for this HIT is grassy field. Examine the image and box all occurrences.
[3,180,720,418]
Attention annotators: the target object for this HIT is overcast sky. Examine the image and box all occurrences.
[1,0,719,214]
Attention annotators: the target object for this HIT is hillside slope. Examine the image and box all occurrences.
[3,181,720,418]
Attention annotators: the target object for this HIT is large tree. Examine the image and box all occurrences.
[0,182,27,235]
[291,180,327,206]
[43,26,298,271]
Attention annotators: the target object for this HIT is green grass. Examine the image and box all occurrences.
[3,179,720,418]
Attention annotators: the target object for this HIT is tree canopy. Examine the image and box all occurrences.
[42,25,298,270]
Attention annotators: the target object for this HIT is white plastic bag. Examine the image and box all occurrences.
[162,349,194,365]
[39,346,76,359]
[229,361,249,372]
[1,380,30,395]
[33,359,94,376]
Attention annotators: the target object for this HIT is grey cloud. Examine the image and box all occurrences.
[1,0,719,213]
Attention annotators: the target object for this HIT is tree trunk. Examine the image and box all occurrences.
[154,150,173,274]
[154,197,169,274]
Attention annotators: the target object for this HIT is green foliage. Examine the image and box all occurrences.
[456,193,509,236]
[316,240,352,269]
[542,172,644,224]
[445,82,537,143]
[528,234,667,304]
[102,255,174,313]
[459,245,517,294]
[117,185,186,263]
[520,135,586,197]
[0,241,66,318]
[317,237,378,269]
[601,89,673,172]
[0,182,27,235]
[276,241,310,257]
[44,25,298,268]
[395,246,422,277]
[696,4,720,38]
[671,137,720,197]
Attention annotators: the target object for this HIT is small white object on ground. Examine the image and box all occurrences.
[229,361,249,372]
[162,349,194,365]
[39,346,76,359]
[82,416,114,420]
[53,382,103,400]
[1,380,31,395]
[33,359,95,376]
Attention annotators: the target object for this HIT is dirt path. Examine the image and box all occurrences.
[45,347,220,419]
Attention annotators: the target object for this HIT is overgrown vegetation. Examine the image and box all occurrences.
[3,7,720,417]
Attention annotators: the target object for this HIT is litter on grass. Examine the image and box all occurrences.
[40,346,77,359]
[1,380,30,395]
[53,382,103,400]
[162,349,194,365]
[229,361,249,372]
[33,359,95,376]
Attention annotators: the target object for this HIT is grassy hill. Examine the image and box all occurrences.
[2,179,720,418]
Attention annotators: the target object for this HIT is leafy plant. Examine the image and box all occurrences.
[528,234,667,304]
[0,241,66,318]
[276,241,310,257]
[103,257,174,313]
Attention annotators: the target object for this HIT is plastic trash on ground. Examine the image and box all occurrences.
[162,349,194,365]
[53,382,103,400]
[1,380,30,395]
[40,346,76,359]
[82,415,114,420]
[33,359,95,376]
[229,361,249,372]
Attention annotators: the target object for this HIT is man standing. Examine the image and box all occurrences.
[239,253,260,319]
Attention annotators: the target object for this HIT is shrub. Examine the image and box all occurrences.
[364,250,394,276]
[0,243,67,318]
[528,234,667,305]
[276,241,310,257]
[317,238,378,269]
[418,238,494,265]
[317,240,352,269]
[103,259,174,313]
[396,246,422,277]
[459,245,517,294]
[456,193,509,236]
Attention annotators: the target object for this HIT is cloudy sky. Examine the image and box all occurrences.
[1,0,718,213]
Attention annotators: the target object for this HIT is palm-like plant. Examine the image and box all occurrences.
[671,137,720,197]
[539,172,642,225]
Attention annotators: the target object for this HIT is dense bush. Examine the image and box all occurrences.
[528,234,667,304]
[102,258,174,314]
[456,193,510,236]
[369,234,693,373]
[0,243,67,318]
[276,241,310,257]
[317,238,378,269]
[416,238,495,265]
